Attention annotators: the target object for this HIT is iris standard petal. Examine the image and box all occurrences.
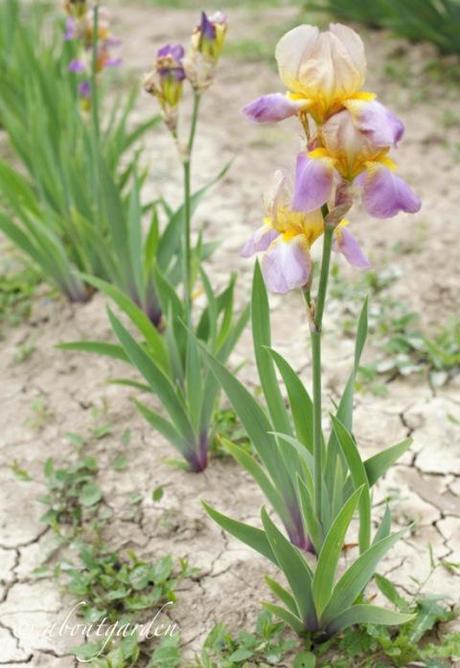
[275,25,320,92]
[329,23,366,90]
[359,166,421,219]
[261,236,311,294]
[346,99,405,148]
[292,153,335,213]
[335,227,370,269]
[240,226,279,258]
[243,94,304,123]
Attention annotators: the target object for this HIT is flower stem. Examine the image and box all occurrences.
[309,216,334,523]
[182,92,201,317]
[188,91,201,154]
[91,3,100,142]
[183,159,192,316]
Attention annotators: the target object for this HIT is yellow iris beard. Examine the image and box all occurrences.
[287,90,376,124]
[269,208,324,247]
[308,147,396,181]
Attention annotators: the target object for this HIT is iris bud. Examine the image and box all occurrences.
[192,11,227,63]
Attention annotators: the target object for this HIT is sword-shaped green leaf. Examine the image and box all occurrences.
[252,262,292,436]
[312,486,363,617]
[325,298,368,512]
[202,349,294,499]
[57,341,128,362]
[321,529,406,625]
[261,508,317,630]
[265,576,299,615]
[108,309,195,445]
[83,274,169,375]
[331,415,371,553]
[222,438,289,528]
[262,602,305,635]
[364,438,412,487]
[203,502,276,565]
[266,347,314,452]
[134,399,191,458]
[326,604,414,635]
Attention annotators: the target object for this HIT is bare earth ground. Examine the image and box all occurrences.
[1,3,460,665]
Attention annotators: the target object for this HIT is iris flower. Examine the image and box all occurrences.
[144,44,186,110]
[242,172,369,294]
[243,23,370,125]
[293,105,421,218]
[65,7,122,74]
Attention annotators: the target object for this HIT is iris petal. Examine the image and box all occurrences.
[292,153,334,213]
[346,99,404,148]
[241,226,279,258]
[261,236,311,294]
[275,25,320,92]
[359,166,421,219]
[335,227,370,269]
[243,94,303,123]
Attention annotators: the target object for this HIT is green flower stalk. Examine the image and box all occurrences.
[144,12,228,312]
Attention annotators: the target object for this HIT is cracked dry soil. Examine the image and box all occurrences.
[1,3,460,666]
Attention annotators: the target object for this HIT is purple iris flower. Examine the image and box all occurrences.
[79,81,91,98]
[68,59,85,73]
[64,17,76,41]
[157,43,186,81]
[200,11,216,41]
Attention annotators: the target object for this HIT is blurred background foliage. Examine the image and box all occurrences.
[309,0,460,55]
[142,0,460,56]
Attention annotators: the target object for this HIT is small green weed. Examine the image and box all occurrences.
[189,592,457,667]
[64,544,191,665]
[90,398,115,440]
[74,633,181,668]
[13,336,36,363]
[10,459,32,481]
[35,444,192,666]
[61,545,189,623]
[329,265,460,393]
[25,395,54,430]
[194,610,298,667]
[211,407,251,459]
[38,456,106,536]
[314,575,457,667]
[0,261,42,329]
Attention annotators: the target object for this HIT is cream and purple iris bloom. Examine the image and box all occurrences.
[293,105,421,218]
[242,173,369,294]
[243,23,370,125]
